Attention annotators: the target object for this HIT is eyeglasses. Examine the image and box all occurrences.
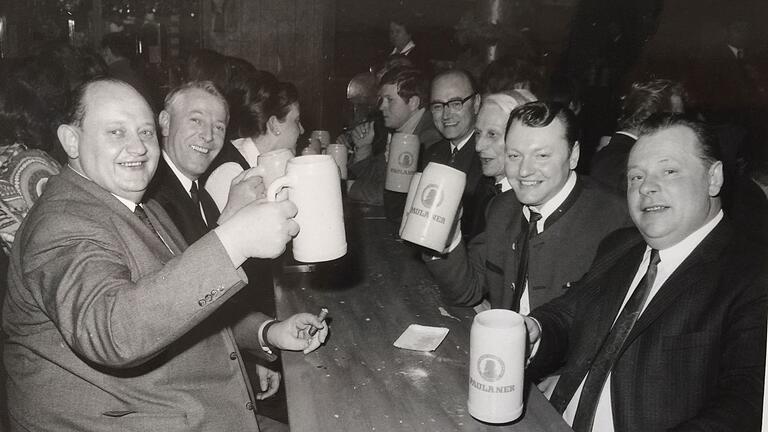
[429,94,475,114]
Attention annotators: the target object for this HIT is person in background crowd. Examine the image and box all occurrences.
[525,113,766,432]
[425,101,630,317]
[101,31,156,108]
[420,69,484,238]
[3,77,327,432]
[591,78,686,194]
[467,90,537,235]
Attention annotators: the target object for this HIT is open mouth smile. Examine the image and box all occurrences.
[190,145,210,154]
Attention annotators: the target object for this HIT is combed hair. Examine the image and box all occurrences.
[506,101,580,149]
[163,80,229,119]
[618,79,686,132]
[236,79,299,139]
[379,66,428,109]
[636,113,721,167]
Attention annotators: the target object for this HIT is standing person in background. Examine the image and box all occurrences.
[3,77,327,432]
[100,32,156,108]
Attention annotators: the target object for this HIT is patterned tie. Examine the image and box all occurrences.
[511,209,542,312]
[449,145,458,164]
[134,204,162,241]
[571,248,661,432]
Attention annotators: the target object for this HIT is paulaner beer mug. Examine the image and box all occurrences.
[468,309,526,423]
[400,162,465,252]
[384,133,420,193]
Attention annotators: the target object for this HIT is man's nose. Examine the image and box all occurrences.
[518,157,534,177]
[199,126,213,142]
[126,134,148,155]
[639,176,659,195]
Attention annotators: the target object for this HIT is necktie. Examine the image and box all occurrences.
[493,182,503,194]
[190,181,220,229]
[449,145,458,164]
[511,209,542,312]
[571,248,661,432]
[134,204,162,241]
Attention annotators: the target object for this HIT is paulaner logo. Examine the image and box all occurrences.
[420,184,443,208]
[469,354,516,393]
[398,151,414,168]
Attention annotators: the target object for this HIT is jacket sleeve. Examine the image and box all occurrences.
[23,211,248,369]
[425,231,488,307]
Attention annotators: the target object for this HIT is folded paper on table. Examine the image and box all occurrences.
[393,324,449,352]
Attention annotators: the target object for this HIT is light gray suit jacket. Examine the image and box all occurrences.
[3,167,264,431]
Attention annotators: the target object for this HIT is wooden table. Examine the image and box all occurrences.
[276,204,572,432]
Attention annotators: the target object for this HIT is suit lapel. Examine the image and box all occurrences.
[622,221,730,348]
[502,209,524,308]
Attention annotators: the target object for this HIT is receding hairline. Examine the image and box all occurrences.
[431,70,474,95]
[165,86,229,120]
[79,80,153,125]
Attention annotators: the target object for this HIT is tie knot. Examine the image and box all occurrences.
[528,209,542,224]
[649,248,660,266]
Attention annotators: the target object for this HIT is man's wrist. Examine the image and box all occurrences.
[258,319,280,354]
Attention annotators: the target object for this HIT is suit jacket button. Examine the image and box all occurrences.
[229,352,238,360]
[205,293,213,302]
[245,401,254,411]
[198,299,206,307]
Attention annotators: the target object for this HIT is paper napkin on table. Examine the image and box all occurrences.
[393,324,449,352]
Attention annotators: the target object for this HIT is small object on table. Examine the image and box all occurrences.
[393,324,449,352]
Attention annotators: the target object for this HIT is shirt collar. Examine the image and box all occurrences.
[451,130,475,152]
[524,171,577,225]
[655,210,724,266]
[162,151,195,198]
[231,137,261,167]
[67,164,138,211]
[616,130,638,140]
[497,177,512,192]
[391,40,415,55]
[397,107,425,134]
[727,44,740,58]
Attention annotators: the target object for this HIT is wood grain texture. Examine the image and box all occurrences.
[275,203,572,432]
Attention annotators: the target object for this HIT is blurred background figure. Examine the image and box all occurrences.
[100,31,156,108]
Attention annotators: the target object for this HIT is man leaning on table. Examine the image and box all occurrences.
[424,101,630,313]
[524,113,766,431]
[2,77,328,432]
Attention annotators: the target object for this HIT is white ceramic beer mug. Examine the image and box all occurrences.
[398,172,422,237]
[251,148,294,188]
[326,144,348,180]
[468,309,526,424]
[400,162,465,252]
[266,155,347,263]
[385,133,420,193]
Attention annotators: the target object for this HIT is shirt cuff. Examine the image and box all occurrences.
[258,319,279,355]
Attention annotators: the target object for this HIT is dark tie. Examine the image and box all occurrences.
[449,145,458,164]
[511,209,542,312]
[134,204,162,241]
[190,181,220,229]
[493,182,502,194]
[571,248,661,432]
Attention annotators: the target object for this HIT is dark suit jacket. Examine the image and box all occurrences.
[3,168,263,431]
[529,220,767,431]
[426,176,631,310]
[419,133,484,238]
[590,132,636,195]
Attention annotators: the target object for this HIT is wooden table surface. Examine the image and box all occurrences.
[276,204,572,432]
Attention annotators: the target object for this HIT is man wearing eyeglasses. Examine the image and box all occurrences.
[420,69,484,238]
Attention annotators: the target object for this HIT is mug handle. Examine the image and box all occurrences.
[266,174,292,202]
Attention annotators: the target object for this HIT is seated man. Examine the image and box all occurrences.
[348,66,440,218]
[2,78,328,431]
[525,113,766,431]
[425,101,630,313]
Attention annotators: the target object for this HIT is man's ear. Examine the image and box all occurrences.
[158,110,171,137]
[407,95,420,112]
[708,160,724,196]
[57,124,80,159]
[569,141,581,170]
[471,93,481,115]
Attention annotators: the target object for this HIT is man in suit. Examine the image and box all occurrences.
[421,69,485,238]
[2,78,328,431]
[591,79,685,195]
[525,113,766,431]
[348,66,441,215]
[425,101,630,313]
[145,81,287,416]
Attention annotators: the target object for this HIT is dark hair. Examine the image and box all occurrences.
[0,79,52,150]
[374,54,413,82]
[236,78,299,139]
[431,68,478,95]
[389,15,412,36]
[379,66,428,109]
[186,49,228,89]
[636,113,721,167]
[618,79,686,132]
[506,101,580,149]
[100,32,135,60]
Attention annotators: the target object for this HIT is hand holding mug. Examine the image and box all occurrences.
[218,170,265,224]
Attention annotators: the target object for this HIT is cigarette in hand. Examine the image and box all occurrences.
[308,307,329,336]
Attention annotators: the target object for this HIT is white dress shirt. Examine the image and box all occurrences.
[562,210,724,431]
[205,138,261,211]
[162,151,208,225]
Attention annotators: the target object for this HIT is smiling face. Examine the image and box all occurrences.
[504,118,579,207]
[475,102,509,180]
[627,125,723,250]
[160,88,228,181]
[61,81,159,203]
[379,83,418,130]
[430,73,479,141]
